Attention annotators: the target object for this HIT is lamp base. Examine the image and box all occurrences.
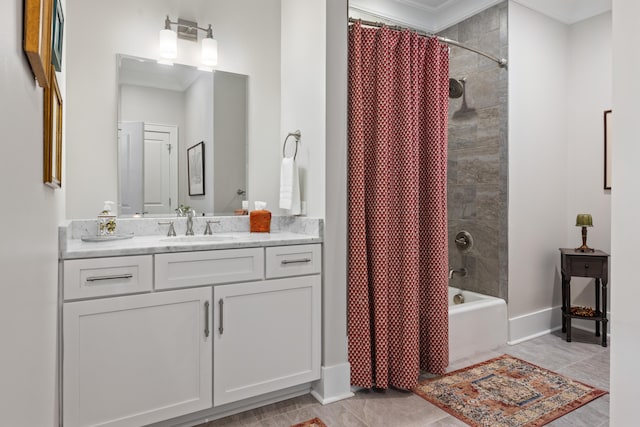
[575,226,594,252]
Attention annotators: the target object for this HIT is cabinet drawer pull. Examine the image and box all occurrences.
[281,258,312,265]
[85,274,133,282]
[218,299,224,335]
[204,301,210,338]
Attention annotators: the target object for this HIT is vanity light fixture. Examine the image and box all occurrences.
[159,15,218,67]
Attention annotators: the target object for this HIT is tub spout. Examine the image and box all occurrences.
[448,268,468,279]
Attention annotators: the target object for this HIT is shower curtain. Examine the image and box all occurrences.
[347,22,449,390]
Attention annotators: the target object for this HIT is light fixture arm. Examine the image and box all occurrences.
[163,15,214,39]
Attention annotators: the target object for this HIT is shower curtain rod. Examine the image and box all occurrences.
[348,18,508,68]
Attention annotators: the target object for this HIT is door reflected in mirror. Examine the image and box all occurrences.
[117,54,248,217]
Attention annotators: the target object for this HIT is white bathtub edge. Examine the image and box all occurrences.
[448,290,507,363]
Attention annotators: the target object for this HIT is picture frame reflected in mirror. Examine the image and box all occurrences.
[188,141,205,196]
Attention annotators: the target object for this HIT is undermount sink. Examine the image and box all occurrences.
[161,235,238,243]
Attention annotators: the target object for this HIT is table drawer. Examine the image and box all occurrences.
[569,257,604,278]
[63,255,153,300]
[155,248,264,290]
[266,244,321,278]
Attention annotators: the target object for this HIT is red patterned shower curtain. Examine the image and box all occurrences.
[347,22,450,390]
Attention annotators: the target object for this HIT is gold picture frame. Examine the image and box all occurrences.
[44,68,62,188]
[23,0,54,88]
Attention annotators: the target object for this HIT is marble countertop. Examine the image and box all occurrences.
[62,231,322,259]
[59,216,323,260]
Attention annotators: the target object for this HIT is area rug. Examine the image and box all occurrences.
[413,354,607,427]
[291,418,327,427]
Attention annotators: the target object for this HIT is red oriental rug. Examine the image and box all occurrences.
[291,418,327,427]
[413,354,607,427]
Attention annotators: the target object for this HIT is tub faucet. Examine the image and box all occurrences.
[449,268,468,279]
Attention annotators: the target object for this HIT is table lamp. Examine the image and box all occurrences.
[575,214,594,252]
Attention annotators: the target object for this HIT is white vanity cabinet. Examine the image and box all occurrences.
[63,287,212,427]
[61,240,322,426]
[213,275,321,406]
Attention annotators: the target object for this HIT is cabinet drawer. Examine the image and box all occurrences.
[155,248,264,290]
[569,257,604,278]
[63,256,153,300]
[265,244,321,278]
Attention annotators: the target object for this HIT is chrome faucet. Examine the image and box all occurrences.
[185,209,194,236]
[176,205,195,236]
[158,221,176,237]
[448,268,468,279]
[204,220,220,235]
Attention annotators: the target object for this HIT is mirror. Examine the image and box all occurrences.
[117,54,248,217]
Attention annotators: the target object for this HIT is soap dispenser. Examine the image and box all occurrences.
[98,201,117,235]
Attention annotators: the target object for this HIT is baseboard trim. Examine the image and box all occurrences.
[311,362,354,405]
[508,306,611,344]
[508,306,562,344]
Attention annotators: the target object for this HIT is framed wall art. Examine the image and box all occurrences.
[51,0,64,72]
[188,141,205,196]
[44,68,62,188]
[24,0,54,88]
[604,109,612,190]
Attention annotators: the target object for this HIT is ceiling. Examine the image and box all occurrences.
[349,0,612,33]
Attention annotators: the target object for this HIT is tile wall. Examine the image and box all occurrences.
[443,1,508,300]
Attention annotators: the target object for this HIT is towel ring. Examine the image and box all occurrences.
[282,130,301,160]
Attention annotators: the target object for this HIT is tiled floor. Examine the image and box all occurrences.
[202,328,609,427]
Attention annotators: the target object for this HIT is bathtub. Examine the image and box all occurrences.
[448,287,507,363]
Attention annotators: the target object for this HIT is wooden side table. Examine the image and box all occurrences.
[559,248,609,347]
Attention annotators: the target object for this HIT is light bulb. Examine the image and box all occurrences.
[159,28,177,59]
[201,37,218,66]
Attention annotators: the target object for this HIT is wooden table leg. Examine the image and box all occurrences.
[566,277,572,342]
[595,278,601,337]
[561,273,567,333]
[601,278,608,347]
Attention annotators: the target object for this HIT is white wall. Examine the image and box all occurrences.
[183,74,214,214]
[610,0,640,423]
[0,0,65,424]
[508,3,613,342]
[566,12,612,308]
[322,0,351,397]
[281,0,327,217]
[120,85,185,130]
[508,2,570,322]
[66,0,281,219]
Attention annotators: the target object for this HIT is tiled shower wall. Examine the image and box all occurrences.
[442,2,508,300]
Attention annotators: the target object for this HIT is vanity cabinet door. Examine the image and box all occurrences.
[63,288,212,427]
[213,276,321,406]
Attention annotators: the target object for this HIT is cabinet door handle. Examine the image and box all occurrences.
[204,301,210,338]
[85,273,133,282]
[281,258,312,265]
[218,299,224,335]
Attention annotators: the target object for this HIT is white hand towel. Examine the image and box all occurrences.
[279,157,301,214]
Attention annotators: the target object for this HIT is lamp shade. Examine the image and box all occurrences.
[159,28,177,59]
[575,214,593,227]
[201,37,218,66]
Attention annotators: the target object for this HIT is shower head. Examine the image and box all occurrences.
[452,77,477,118]
[449,78,464,99]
